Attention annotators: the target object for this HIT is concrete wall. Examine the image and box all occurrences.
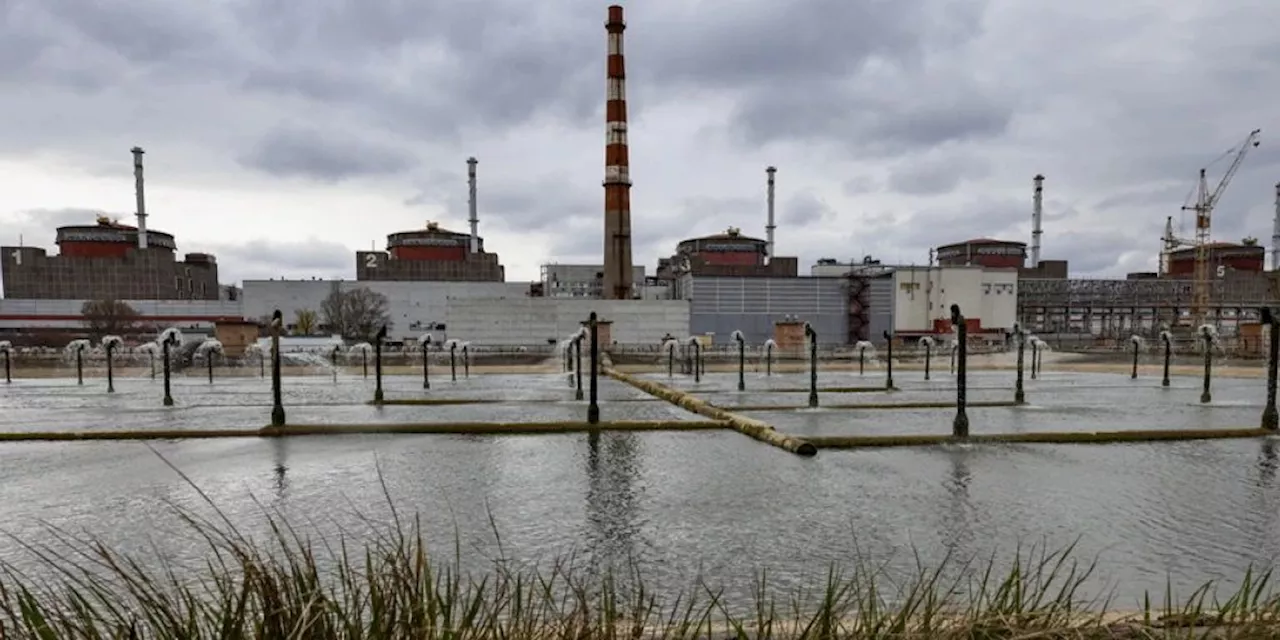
[1,245,219,300]
[242,279,529,341]
[892,266,1017,333]
[868,275,894,340]
[0,298,244,330]
[681,275,846,345]
[444,298,689,345]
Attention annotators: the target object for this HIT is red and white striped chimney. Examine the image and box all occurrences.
[602,4,634,300]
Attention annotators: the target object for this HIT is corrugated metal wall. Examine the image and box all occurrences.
[868,276,894,340]
[685,276,847,344]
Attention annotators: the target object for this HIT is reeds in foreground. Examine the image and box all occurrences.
[1,461,1279,638]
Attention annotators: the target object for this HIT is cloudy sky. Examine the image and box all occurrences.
[2,0,1279,287]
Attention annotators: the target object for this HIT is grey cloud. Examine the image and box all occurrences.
[886,151,992,196]
[407,174,597,234]
[197,239,353,285]
[782,192,834,226]
[843,176,880,196]
[238,125,417,182]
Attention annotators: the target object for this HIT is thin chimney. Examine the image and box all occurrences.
[132,146,148,249]
[602,4,634,300]
[765,166,777,265]
[1272,182,1280,271]
[467,157,479,254]
[1030,174,1044,267]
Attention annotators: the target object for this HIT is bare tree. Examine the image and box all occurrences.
[320,287,391,341]
[294,309,318,335]
[81,299,140,338]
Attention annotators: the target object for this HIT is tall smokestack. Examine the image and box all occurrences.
[602,4,634,300]
[1030,174,1044,267]
[467,157,479,254]
[1272,182,1280,271]
[131,146,148,250]
[765,166,777,265]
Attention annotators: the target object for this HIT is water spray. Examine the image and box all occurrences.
[1129,335,1144,380]
[65,339,90,385]
[198,338,223,384]
[461,342,472,378]
[763,338,776,376]
[663,338,678,378]
[573,328,587,400]
[854,340,873,376]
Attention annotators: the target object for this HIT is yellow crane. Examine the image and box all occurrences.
[1172,128,1261,327]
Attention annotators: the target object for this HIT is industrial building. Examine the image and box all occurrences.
[355,158,506,283]
[239,278,687,345]
[0,148,222,301]
[538,264,645,298]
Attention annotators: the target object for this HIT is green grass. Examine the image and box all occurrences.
[2,453,1280,638]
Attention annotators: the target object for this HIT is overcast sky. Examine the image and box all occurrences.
[2,0,1279,287]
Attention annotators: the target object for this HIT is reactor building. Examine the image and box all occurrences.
[0,147,220,300]
[355,157,506,282]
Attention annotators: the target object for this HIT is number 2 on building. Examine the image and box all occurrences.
[365,254,377,268]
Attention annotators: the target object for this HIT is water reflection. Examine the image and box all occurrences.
[584,431,644,574]
[1258,439,1277,488]
[272,438,289,498]
[940,447,975,556]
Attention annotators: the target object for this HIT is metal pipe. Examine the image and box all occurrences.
[467,157,479,254]
[765,166,777,265]
[270,310,285,426]
[1031,174,1044,267]
[132,147,148,250]
[588,312,600,424]
[1273,183,1280,270]
[805,323,818,408]
[951,305,969,437]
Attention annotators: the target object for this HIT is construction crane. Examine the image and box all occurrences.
[1171,128,1261,327]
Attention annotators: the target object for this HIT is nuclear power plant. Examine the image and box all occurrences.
[1,6,1278,348]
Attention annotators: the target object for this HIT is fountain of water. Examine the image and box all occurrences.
[420,333,433,389]
[763,338,776,376]
[102,335,123,393]
[804,323,818,408]
[586,312,601,425]
[853,340,875,376]
[662,338,678,378]
[685,337,701,383]
[0,340,11,384]
[196,338,223,384]
[1027,334,1041,379]
[348,343,372,378]
[1199,324,1220,403]
[137,341,160,379]
[461,342,472,379]
[445,339,460,382]
[1129,334,1145,380]
[330,345,341,383]
[731,330,746,391]
[918,336,935,381]
[244,343,266,378]
[158,327,184,407]
[1159,328,1173,387]
[64,339,90,385]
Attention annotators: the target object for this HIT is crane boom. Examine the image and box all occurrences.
[1180,128,1261,327]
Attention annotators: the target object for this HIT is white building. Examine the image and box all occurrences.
[241,279,689,345]
[890,266,1018,334]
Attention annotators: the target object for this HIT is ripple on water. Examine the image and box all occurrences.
[0,371,1278,604]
